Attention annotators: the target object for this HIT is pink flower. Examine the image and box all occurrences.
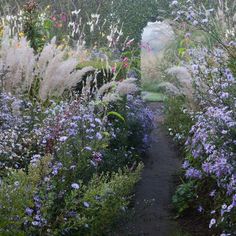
[126,39,134,47]
[123,63,129,68]
[54,22,63,28]
[51,16,57,21]
[111,65,116,73]
[61,13,67,22]
[122,57,129,63]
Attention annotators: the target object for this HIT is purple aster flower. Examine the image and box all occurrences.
[232,194,236,207]
[185,167,202,179]
[209,190,216,197]
[96,132,102,140]
[68,211,77,217]
[32,221,40,226]
[197,205,204,213]
[25,207,34,216]
[209,218,216,229]
[182,160,190,169]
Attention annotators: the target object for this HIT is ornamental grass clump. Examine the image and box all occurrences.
[0,28,94,100]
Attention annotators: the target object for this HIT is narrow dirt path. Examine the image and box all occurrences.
[115,102,182,236]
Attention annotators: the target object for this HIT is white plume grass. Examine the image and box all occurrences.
[0,28,94,100]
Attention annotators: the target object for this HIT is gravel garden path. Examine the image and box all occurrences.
[114,102,183,236]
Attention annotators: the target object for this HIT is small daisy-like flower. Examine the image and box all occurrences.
[25,207,34,216]
[96,132,102,140]
[71,183,80,190]
[209,218,216,228]
[59,136,68,142]
[83,202,90,208]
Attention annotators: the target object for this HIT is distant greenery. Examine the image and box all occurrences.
[0,0,171,47]
[142,91,166,102]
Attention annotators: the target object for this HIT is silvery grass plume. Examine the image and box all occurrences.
[155,81,181,95]
[0,27,35,92]
[97,78,139,103]
[0,29,94,100]
[166,66,194,101]
[116,78,139,96]
[142,65,194,102]
[37,37,94,100]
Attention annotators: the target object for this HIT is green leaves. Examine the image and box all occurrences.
[178,47,186,58]
[43,19,53,30]
[172,180,197,217]
[107,111,125,123]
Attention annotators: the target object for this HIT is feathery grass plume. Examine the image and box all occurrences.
[116,78,139,96]
[96,77,139,103]
[155,81,181,95]
[97,81,117,97]
[166,66,194,101]
[102,92,121,103]
[36,37,61,78]
[38,51,78,100]
[38,52,94,100]
[0,28,94,100]
[37,37,94,100]
[97,81,120,103]
[0,27,35,92]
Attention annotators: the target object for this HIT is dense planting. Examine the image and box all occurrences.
[0,1,154,234]
[165,0,236,235]
[0,0,236,235]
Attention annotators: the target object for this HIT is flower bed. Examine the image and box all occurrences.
[166,1,236,234]
[0,2,153,234]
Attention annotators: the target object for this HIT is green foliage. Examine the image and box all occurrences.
[0,156,51,234]
[164,96,195,144]
[142,91,166,102]
[77,164,143,235]
[228,48,236,77]
[21,1,49,52]
[3,0,171,48]
[77,60,109,70]
[108,111,125,123]
[0,156,142,235]
[172,180,197,217]
[142,81,164,93]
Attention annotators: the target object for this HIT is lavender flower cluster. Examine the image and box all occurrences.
[39,100,110,156]
[185,80,236,234]
[0,92,43,172]
[0,92,151,233]
[170,0,236,47]
[126,95,154,150]
[170,0,236,234]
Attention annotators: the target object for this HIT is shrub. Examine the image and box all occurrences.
[172,180,197,216]
[164,95,195,144]
[0,155,143,235]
